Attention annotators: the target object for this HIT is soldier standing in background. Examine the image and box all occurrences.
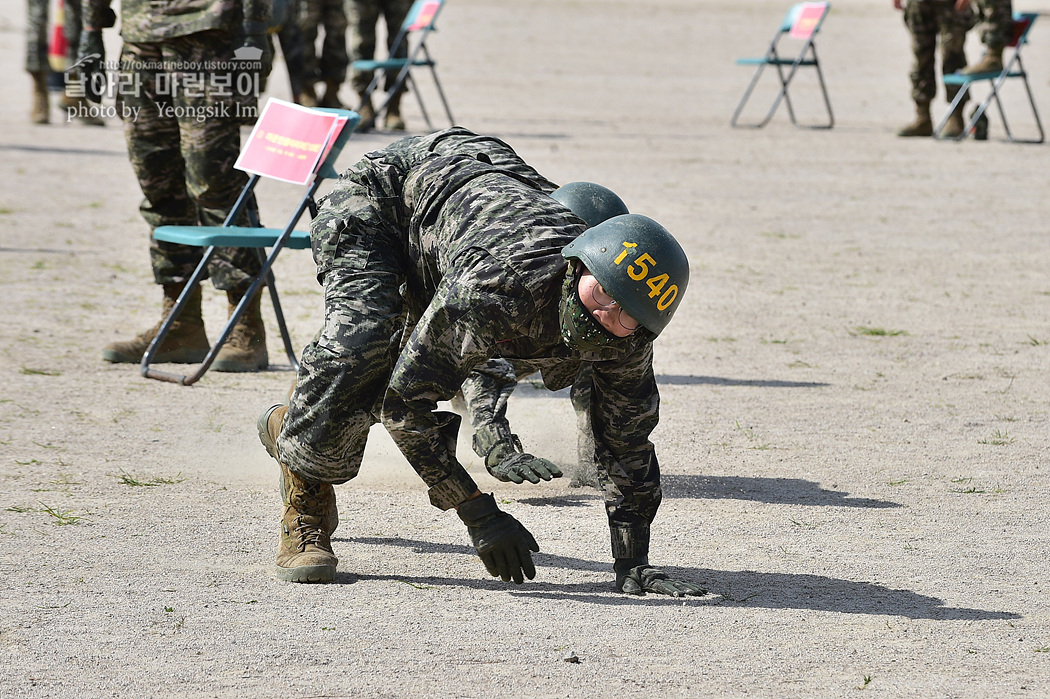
[297,0,349,107]
[894,0,975,138]
[345,0,412,131]
[956,0,1014,75]
[257,127,706,597]
[25,0,101,124]
[78,0,273,372]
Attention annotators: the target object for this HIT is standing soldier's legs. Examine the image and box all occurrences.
[276,0,308,102]
[346,0,381,125]
[316,0,349,107]
[298,0,324,105]
[898,0,938,137]
[938,4,975,136]
[25,0,49,123]
[963,0,1013,73]
[379,0,412,130]
[102,40,211,364]
[176,32,268,372]
[55,0,104,123]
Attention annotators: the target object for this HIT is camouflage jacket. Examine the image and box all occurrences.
[85,0,270,43]
[319,130,662,527]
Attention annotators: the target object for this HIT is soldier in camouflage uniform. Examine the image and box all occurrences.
[297,0,349,107]
[894,0,975,138]
[80,0,272,372]
[25,0,53,123]
[25,0,99,124]
[957,0,1014,75]
[258,127,705,597]
[345,0,412,130]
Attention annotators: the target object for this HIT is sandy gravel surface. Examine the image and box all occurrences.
[2,0,1050,696]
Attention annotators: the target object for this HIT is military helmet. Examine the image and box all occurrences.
[551,182,629,228]
[562,214,689,336]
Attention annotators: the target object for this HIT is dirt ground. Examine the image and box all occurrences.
[3,0,1050,696]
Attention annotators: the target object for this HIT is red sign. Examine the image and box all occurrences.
[407,0,440,31]
[790,2,826,40]
[235,98,349,185]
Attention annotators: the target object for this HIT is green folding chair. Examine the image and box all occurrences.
[142,100,360,385]
[731,2,834,129]
[352,0,453,131]
[936,12,1043,143]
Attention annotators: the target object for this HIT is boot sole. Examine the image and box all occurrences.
[274,563,336,584]
[212,351,269,373]
[257,404,284,461]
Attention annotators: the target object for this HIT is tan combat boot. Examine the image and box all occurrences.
[356,94,375,132]
[941,104,967,138]
[30,71,49,124]
[300,82,319,108]
[258,404,339,583]
[212,289,268,372]
[319,80,344,108]
[384,91,406,131]
[961,47,1004,75]
[897,102,933,138]
[102,282,210,363]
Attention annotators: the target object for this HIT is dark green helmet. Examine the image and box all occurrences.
[551,182,629,228]
[562,214,689,336]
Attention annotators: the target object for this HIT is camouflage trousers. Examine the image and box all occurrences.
[277,161,410,485]
[973,0,1014,50]
[25,0,82,73]
[299,0,349,84]
[273,0,308,98]
[119,34,262,291]
[903,0,975,106]
[345,0,412,96]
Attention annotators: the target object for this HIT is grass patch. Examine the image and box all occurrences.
[978,429,1015,446]
[116,470,185,487]
[852,326,906,337]
[20,367,61,376]
[39,503,84,525]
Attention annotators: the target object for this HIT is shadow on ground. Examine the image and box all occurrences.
[662,474,901,508]
[342,537,1017,620]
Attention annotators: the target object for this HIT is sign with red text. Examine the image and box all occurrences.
[235,98,349,184]
[790,2,826,40]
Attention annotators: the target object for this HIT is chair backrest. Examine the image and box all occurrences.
[235,99,359,185]
[402,0,445,33]
[784,2,829,39]
[1009,12,1037,48]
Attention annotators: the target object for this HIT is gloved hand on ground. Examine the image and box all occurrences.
[614,557,706,597]
[457,493,540,584]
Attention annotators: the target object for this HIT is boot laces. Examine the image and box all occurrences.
[293,513,328,552]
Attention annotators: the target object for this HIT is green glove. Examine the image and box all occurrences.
[614,557,706,597]
[485,438,562,484]
[457,493,539,584]
[75,30,106,103]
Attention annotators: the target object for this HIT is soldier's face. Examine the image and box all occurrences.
[577,269,640,338]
